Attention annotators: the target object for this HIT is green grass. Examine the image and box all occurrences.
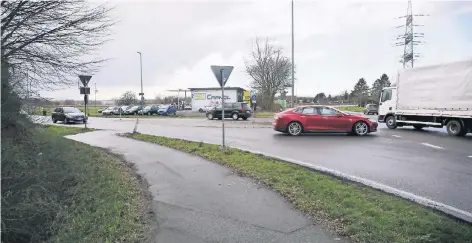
[255,111,276,118]
[337,106,364,112]
[2,125,153,243]
[122,133,472,243]
[42,124,96,136]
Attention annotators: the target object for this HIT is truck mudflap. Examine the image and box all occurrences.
[378,115,385,123]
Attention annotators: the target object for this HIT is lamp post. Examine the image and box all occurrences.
[137,52,144,107]
[291,0,295,108]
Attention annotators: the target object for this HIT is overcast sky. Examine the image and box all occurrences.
[41,0,472,100]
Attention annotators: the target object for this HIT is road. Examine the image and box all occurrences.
[39,115,472,215]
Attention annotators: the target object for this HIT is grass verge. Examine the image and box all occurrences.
[2,125,153,243]
[42,124,96,136]
[122,132,472,243]
[255,111,276,118]
[337,106,364,112]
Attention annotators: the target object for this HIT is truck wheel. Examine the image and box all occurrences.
[446,120,466,136]
[413,125,425,130]
[386,116,397,129]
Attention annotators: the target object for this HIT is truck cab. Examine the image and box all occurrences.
[378,87,397,127]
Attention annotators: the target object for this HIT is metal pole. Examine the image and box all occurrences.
[94,82,97,107]
[291,0,295,108]
[221,69,225,148]
[84,94,87,129]
[138,52,144,107]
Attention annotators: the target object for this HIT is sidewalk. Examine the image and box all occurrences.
[66,130,347,243]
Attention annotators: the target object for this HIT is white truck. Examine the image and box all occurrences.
[378,60,472,136]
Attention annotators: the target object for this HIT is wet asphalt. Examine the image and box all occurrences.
[66,130,346,243]
[40,115,472,214]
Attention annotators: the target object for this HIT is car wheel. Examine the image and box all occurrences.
[207,113,214,120]
[52,117,57,123]
[232,113,239,120]
[446,120,466,136]
[385,115,397,129]
[83,120,87,124]
[353,121,369,136]
[242,117,248,121]
[287,122,303,136]
[413,124,425,130]
[64,118,69,124]
[199,108,203,113]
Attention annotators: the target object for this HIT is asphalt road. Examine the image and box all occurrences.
[39,115,472,214]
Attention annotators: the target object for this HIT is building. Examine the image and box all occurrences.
[189,87,246,112]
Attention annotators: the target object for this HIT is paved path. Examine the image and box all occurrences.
[66,130,347,243]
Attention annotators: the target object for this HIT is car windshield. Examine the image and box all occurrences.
[144,106,151,109]
[241,103,249,109]
[63,107,81,113]
[130,106,139,109]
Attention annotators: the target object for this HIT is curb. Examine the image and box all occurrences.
[234,147,472,223]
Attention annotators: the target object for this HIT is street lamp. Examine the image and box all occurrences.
[137,51,144,107]
[291,0,295,108]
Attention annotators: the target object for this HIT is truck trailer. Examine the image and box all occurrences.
[378,60,472,136]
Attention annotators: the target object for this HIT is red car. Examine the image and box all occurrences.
[273,105,378,136]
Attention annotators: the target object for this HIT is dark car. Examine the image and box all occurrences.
[272,105,378,136]
[206,102,252,120]
[364,104,378,115]
[51,107,87,124]
[139,105,159,115]
[125,105,142,115]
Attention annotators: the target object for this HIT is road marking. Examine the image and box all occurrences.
[392,135,402,138]
[421,143,444,149]
[468,156,472,158]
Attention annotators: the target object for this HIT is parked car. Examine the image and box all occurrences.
[120,106,130,113]
[273,105,378,136]
[364,104,378,115]
[184,105,192,110]
[101,106,115,115]
[98,106,110,113]
[158,105,177,116]
[139,105,159,115]
[198,105,215,113]
[206,102,252,120]
[125,105,142,115]
[51,107,87,124]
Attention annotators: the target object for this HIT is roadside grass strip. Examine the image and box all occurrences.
[42,124,96,135]
[1,126,153,243]
[122,132,472,243]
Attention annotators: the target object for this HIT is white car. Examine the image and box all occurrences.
[198,105,215,113]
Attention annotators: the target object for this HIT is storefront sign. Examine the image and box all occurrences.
[192,92,206,100]
[207,94,230,100]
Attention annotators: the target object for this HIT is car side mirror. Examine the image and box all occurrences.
[336,112,343,117]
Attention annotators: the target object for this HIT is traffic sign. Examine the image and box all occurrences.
[251,94,257,104]
[78,75,92,87]
[210,65,233,87]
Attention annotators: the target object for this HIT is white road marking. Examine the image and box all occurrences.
[468,156,472,158]
[421,143,444,149]
[392,135,402,138]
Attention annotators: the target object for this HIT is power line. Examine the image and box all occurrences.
[394,0,428,69]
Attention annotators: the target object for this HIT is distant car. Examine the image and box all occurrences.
[364,104,378,115]
[158,105,177,116]
[273,105,378,136]
[139,105,159,115]
[101,106,115,115]
[120,106,130,113]
[206,102,253,120]
[98,107,110,113]
[198,105,215,113]
[125,105,142,115]
[51,107,88,124]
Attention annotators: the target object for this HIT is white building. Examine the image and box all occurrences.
[189,87,246,112]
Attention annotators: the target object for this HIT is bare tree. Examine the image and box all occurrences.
[116,91,138,106]
[245,38,293,110]
[1,0,116,94]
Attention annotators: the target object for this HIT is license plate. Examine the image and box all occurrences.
[76,117,83,120]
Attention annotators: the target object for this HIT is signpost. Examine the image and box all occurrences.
[210,65,234,148]
[78,75,92,128]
